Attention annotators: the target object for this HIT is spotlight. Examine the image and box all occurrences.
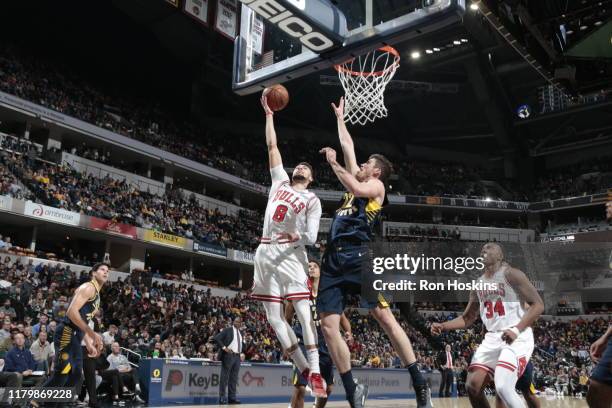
[461,38,468,43]
[433,47,441,52]
[425,49,433,54]
[485,197,492,202]
[594,21,603,26]
[470,3,479,11]
[453,40,461,45]
[580,25,588,30]
[411,51,421,59]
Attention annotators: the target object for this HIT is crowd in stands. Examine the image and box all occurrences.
[0,255,609,400]
[0,150,262,252]
[2,43,610,201]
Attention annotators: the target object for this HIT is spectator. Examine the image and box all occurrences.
[31,314,49,339]
[0,300,16,320]
[4,333,46,387]
[106,342,142,400]
[29,331,54,371]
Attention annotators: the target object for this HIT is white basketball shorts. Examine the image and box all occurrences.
[250,243,310,303]
[469,328,534,378]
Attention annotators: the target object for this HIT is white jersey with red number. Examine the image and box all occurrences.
[260,165,322,245]
[476,263,525,332]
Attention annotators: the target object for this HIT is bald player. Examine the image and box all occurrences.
[432,243,544,408]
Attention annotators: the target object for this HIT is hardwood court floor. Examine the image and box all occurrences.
[148,396,589,407]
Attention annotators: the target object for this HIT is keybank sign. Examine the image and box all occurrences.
[239,0,346,52]
[163,368,220,397]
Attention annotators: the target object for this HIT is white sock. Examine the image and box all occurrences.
[289,347,310,373]
[307,348,320,374]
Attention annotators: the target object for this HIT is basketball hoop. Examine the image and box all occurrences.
[334,46,400,126]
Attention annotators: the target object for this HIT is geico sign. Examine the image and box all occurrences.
[240,0,335,52]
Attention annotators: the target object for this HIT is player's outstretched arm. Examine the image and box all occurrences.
[331,97,359,176]
[261,94,282,169]
[320,147,384,200]
[503,267,544,342]
[431,290,479,335]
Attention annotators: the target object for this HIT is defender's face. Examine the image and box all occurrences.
[356,158,377,181]
[93,265,109,284]
[308,262,320,279]
[480,243,503,266]
[292,164,313,183]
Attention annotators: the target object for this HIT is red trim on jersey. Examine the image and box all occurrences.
[250,295,283,303]
[497,363,516,373]
[498,361,517,369]
[285,296,310,301]
[469,364,495,374]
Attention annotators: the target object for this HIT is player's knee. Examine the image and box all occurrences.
[370,307,394,330]
[466,378,483,398]
[296,386,306,398]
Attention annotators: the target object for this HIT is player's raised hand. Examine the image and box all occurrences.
[430,322,444,336]
[319,147,337,164]
[261,93,273,116]
[590,335,608,363]
[344,331,354,344]
[331,97,344,119]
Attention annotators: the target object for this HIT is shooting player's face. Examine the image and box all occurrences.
[292,164,313,184]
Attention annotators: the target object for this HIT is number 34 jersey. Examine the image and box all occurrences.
[260,165,321,245]
[476,263,525,332]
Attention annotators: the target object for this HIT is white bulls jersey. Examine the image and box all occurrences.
[260,165,321,245]
[476,263,525,332]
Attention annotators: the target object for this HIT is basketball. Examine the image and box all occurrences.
[264,84,289,111]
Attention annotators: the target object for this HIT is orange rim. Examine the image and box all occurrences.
[334,45,400,77]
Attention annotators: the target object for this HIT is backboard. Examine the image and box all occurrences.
[233,0,465,95]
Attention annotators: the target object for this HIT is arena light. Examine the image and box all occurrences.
[453,40,461,45]
[425,49,433,54]
[411,51,421,59]
[461,38,468,43]
[433,47,441,52]
[470,3,479,11]
[485,197,492,202]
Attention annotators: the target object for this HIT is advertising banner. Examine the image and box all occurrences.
[0,195,12,211]
[140,359,439,406]
[143,230,187,248]
[229,249,254,265]
[24,201,80,226]
[89,217,138,239]
[193,241,228,258]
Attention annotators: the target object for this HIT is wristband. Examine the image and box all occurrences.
[508,327,520,337]
[265,112,274,117]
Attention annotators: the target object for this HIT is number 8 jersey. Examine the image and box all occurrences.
[476,263,525,332]
[260,165,321,245]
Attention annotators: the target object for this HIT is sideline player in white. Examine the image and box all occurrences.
[250,93,326,397]
[431,243,544,408]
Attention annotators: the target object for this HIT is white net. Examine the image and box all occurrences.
[335,46,400,126]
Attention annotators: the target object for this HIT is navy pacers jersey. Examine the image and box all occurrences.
[329,192,384,244]
[65,280,101,332]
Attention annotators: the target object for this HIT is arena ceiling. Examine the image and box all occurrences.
[1,0,610,156]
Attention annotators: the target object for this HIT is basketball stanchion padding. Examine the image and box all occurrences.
[334,46,400,125]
